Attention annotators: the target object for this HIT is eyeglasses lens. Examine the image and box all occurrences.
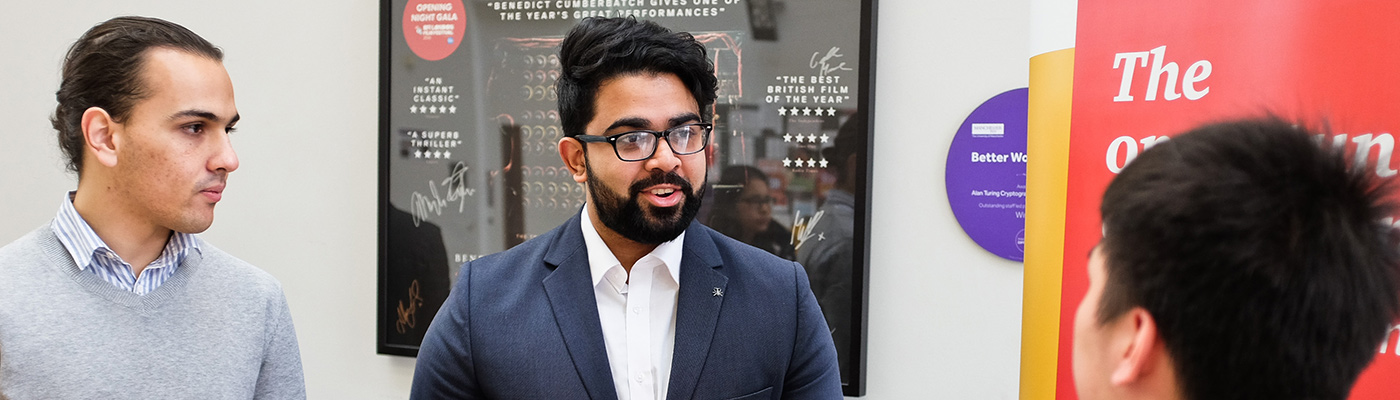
[612,124,708,161]
[615,132,655,160]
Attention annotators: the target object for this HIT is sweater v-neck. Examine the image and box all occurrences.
[35,225,203,313]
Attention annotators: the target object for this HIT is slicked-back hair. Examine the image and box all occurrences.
[556,17,717,138]
[1098,118,1400,400]
[52,16,223,176]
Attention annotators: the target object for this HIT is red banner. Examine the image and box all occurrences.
[1059,1,1400,398]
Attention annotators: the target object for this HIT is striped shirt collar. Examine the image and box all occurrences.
[50,191,200,295]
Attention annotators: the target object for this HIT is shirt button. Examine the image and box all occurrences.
[635,374,644,382]
[632,308,641,314]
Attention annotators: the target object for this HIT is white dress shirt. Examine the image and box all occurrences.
[581,206,683,400]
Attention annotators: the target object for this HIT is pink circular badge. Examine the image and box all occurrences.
[403,0,466,61]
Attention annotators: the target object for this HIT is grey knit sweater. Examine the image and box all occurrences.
[0,225,305,399]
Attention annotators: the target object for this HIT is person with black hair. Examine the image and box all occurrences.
[1072,118,1400,400]
[412,17,841,399]
[0,16,304,398]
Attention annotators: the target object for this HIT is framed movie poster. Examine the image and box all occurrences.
[378,0,877,394]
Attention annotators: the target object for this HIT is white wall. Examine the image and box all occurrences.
[865,2,1029,398]
[0,1,1027,398]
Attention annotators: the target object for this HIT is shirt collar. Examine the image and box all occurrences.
[51,191,201,271]
[580,205,684,288]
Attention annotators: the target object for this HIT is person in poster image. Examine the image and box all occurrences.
[411,17,842,399]
[0,17,305,399]
[1072,118,1400,400]
[706,165,796,260]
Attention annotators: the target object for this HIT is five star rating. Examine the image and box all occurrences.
[410,104,458,114]
[777,106,837,117]
[411,77,459,115]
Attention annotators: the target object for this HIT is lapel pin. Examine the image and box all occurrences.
[712,287,724,297]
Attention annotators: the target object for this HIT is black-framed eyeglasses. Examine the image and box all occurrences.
[574,123,713,162]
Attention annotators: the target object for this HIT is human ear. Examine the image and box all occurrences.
[559,137,588,183]
[81,107,119,167]
[1110,307,1164,386]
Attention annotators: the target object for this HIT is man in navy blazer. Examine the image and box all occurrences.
[410,17,842,400]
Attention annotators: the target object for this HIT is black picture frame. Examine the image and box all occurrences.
[378,0,877,395]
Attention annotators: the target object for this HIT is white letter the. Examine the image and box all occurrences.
[1113,51,1151,102]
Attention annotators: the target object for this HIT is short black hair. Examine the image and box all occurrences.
[555,17,717,138]
[51,16,223,176]
[1098,118,1400,400]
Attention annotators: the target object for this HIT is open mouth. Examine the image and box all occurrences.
[626,171,693,210]
[640,185,683,208]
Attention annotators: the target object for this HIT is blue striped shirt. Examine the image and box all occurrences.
[50,192,199,295]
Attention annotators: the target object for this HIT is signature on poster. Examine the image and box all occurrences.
[396,280,424,334]
[792,209,828,250]
[411,162,475,226]
[810,47,853,77]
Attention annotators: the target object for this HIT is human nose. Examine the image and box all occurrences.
[643,135,682,172]
[209,130,239,173]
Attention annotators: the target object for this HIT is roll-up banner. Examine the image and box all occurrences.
[1023,1,1400,399]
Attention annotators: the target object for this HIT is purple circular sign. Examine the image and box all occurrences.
[945,88,1027,261]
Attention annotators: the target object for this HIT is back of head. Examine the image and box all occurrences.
[52,16,223,176]
[555,17,717,138]
[1099,118,1400,400]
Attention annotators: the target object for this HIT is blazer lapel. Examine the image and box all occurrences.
[543,212,618,400]
[666,224,727,400]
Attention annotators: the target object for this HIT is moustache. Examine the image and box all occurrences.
[197,172,228,189]
[628,171,693,196]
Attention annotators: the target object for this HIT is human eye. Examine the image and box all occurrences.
[669,125,705,152]
[614,131,653,155]
[181,123,205,135]
[618,132,650,146]
[670,125,697,140]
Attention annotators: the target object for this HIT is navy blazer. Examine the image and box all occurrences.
[411,212,842,400]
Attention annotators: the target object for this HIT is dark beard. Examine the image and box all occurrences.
[585,158,705,245]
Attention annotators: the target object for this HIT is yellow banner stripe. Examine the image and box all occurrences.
[1020,47,1075,400]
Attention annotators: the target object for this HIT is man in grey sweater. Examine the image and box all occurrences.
[0,16,305,399]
